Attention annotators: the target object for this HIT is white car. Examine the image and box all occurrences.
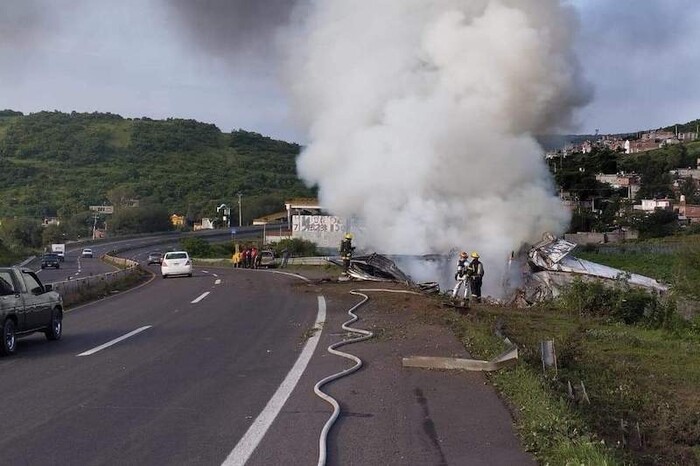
[81,248,94,258]
[161,251,193,278]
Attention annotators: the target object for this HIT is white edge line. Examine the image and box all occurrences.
[222,295,326,466]
[77,326,152,357]
[191,291,211,304]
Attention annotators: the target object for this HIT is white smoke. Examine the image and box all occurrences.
[284,0,590,295]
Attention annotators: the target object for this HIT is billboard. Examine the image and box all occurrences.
[292,215,346,249]
[90,205,114,214]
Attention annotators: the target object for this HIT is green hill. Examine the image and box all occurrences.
[0,110,315,222]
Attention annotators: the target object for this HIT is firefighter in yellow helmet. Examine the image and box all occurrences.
[339,233,355,273]
[452,251,470,301]
[467,251,485,303]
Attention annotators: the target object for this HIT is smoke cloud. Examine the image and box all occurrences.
[163,0,299,65]
[285,0,591,295]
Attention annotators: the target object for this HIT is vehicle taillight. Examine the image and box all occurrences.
[162,262,168,267]
[185,260,191,265]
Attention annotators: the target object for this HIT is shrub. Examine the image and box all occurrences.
[268,238,318,257]
[180,237,212,257]
[555,277,675,327]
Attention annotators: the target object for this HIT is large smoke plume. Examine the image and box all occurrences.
[284,0,591,294]
[163,0,298,65]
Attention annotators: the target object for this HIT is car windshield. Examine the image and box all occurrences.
[149,252,162,257]
[165,252,188,260]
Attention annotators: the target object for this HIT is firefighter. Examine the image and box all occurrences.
[452,251,470,302]
[467,251,485,303]
[339,233,355,273]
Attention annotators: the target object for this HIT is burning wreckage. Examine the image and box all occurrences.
[331,234,667,307]
[504,234,668,307]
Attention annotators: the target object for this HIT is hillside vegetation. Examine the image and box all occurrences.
[0,110,315,221]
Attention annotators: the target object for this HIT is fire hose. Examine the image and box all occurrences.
[314,288,422,466]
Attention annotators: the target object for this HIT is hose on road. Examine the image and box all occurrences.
[314,288,422,466]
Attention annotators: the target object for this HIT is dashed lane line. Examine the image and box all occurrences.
[191,292,211,304]
[77,326,152,357]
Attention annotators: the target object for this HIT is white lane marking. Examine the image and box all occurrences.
[223,295,326,466]
[77,326,152,357]
[212,273,219,278]
[191,292,211,304]
[215,279,222,285]
[202,270,209,274]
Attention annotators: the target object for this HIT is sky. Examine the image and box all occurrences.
[0,0,699,143]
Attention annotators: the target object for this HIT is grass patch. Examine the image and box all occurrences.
[576,239,700,300]
[444,308,622,465]
[63,267,150,308]
[442,300,700,465]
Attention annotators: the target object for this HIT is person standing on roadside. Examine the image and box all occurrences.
[452,251,470,301]
[467,251,485,303]
[281,248,290,268]
[339,233,355,273]
[251,246,258,269]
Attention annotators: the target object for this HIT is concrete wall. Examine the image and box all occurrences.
[292,215,347,249]
[565,230,639,245]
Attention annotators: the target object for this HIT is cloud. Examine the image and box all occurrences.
[570,0,700,132]
[162,0,300,66]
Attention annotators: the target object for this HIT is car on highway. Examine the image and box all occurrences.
[147,251,163,265]
[1,267,63,355]
[161,251,192,278]
[81,248,94,258]
[40,253,61,269]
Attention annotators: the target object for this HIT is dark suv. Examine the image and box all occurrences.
[41,253,61,269]
[147,252,163,265]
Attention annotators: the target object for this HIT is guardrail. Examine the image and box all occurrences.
[50,254,141,307]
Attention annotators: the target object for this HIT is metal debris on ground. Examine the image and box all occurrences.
[504,233,668,307]
[329,253,441,293]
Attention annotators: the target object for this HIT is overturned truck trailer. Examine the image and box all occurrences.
[506,234,668,307]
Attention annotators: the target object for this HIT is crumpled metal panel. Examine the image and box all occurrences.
[508,234,669,307]
[528,237,578,270]
[329,253,415,283]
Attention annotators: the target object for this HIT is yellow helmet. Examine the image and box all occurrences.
[471,251,480,258]
[344,233,353,239]
[459,251,468,258]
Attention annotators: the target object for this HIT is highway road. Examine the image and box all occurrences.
[32,226,265,284]
[0,266,323,464]
[2,229,534,465]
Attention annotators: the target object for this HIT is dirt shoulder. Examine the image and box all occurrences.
[298,276,536,465]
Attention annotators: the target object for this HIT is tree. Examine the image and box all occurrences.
[180,237,212,257]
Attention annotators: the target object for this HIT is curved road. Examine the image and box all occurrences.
[3,231,534,465]
[0,266,321,464]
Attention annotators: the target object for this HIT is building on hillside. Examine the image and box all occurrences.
[193,217,215,230]
[625,139,661,154]
[595,173,641,199]
[677,195,700,224]
[678,131,698,142]
[634,199,673,212]
[251,198,353,252]
[42,217,61,227]
[284,198,323,228]
[170,214,186,227]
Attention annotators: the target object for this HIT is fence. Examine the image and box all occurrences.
[50,254,141,307]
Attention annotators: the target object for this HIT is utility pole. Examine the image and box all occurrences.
[237,192,242,227]
[91,213,99,240]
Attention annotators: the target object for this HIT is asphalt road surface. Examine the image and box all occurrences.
[3,231,534,465]
[0,267,321,465]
